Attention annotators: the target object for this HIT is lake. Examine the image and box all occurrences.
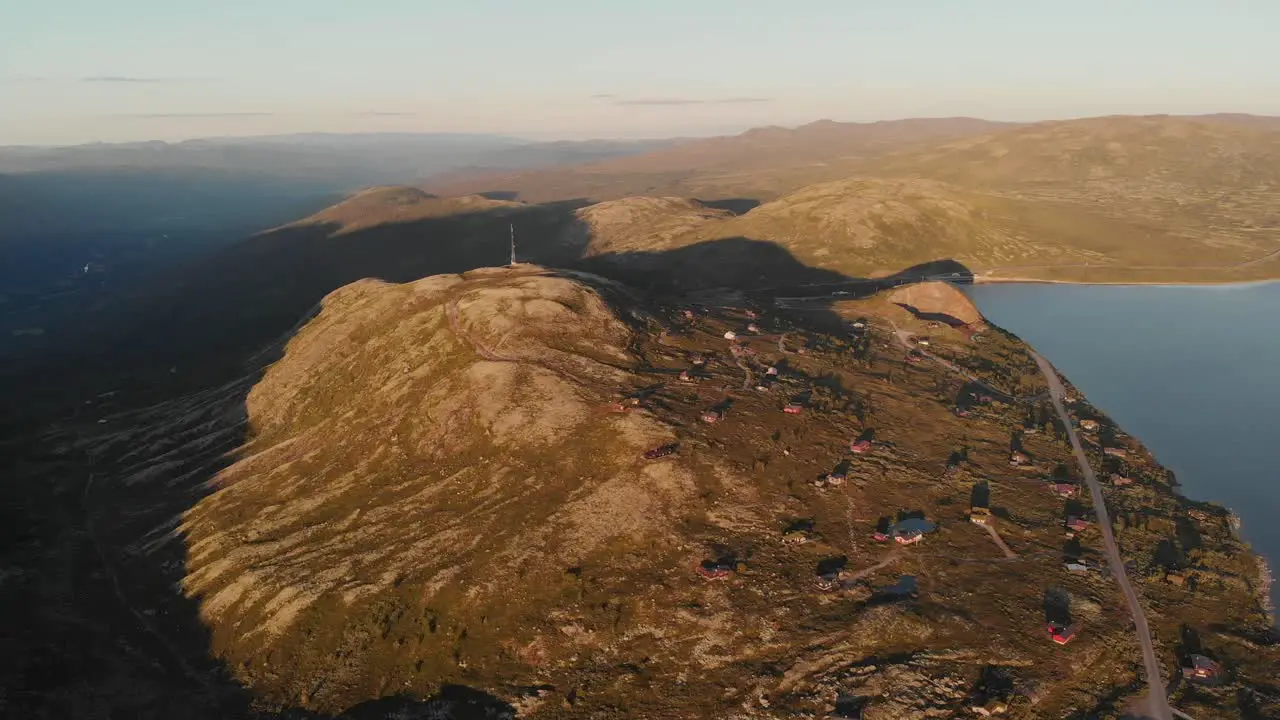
[965,281,1280,615]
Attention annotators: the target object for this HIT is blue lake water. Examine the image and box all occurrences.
[964,281,1280,613]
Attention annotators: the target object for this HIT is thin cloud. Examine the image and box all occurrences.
[360,111,417,116]
[126,112,273,119]
[590,93,617,99]
[616,98,706,106]
[615,97,774,106]
[83,76,168,83]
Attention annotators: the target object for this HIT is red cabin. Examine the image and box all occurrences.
[784,403,803,415]
[850,439,873,454]
[1048,622,1080,645]
[1181,655,1223,683]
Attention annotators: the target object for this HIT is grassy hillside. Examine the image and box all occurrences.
[432,115,1280,283]
[570,176,1278,283]
[23,268,1275,718]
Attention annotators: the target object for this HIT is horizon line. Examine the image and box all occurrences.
[1,111,1276,150]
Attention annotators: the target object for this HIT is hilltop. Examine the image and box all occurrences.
[287,187,525,233]
[12,267,1275,718]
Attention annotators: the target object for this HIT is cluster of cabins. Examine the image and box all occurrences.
[664,307,1157,668]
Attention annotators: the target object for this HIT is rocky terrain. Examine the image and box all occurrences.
[6,266,1276,719]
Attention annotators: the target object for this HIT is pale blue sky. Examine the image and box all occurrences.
[1,0,1276,145]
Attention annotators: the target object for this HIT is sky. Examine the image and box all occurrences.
[2,0,1278,145]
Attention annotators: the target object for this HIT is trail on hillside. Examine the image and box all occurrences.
[982,523,1017,559]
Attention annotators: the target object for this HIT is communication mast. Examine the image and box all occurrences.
[509,223,517,266]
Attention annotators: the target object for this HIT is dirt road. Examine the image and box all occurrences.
[888,322,1048,404]
[1031,351,1172,720]
[982,522,1017,559]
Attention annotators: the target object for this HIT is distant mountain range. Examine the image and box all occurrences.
[0,132,676,183]
[431,114,1280,283]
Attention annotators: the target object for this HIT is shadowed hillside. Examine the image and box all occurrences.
[1,193,589,420]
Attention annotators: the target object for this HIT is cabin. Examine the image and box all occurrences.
[850,439,873,454]
[1050,483,1078,498]
[1065,562,1090,573]
[825,473,846,487]
[766,366,779,376]
[784,403,804,415]
[747,323,761,333]
[723,330,737,340]
[701,410,723,424]
[872,531,890,542]
[782,530,811,545]
[969,507,992,525]
[1109,473,1134,486]
[696,560,734,580]
[643,443,678,460]
[905,350,924,364]
[895,530,924,545]
[1066,517,1091,533]
[1103,447,1129,458]
[1048,622,1081,645]
[1181,654,1223,683]
[1079,419,1100,432]
[814,574,840,591]
[1009,451,1031,467]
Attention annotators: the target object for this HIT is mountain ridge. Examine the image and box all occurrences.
[18,265,1274,718]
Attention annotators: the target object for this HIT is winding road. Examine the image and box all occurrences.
[1032,351,1172,720]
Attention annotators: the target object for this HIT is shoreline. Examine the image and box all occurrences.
[972,275,1280,288]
